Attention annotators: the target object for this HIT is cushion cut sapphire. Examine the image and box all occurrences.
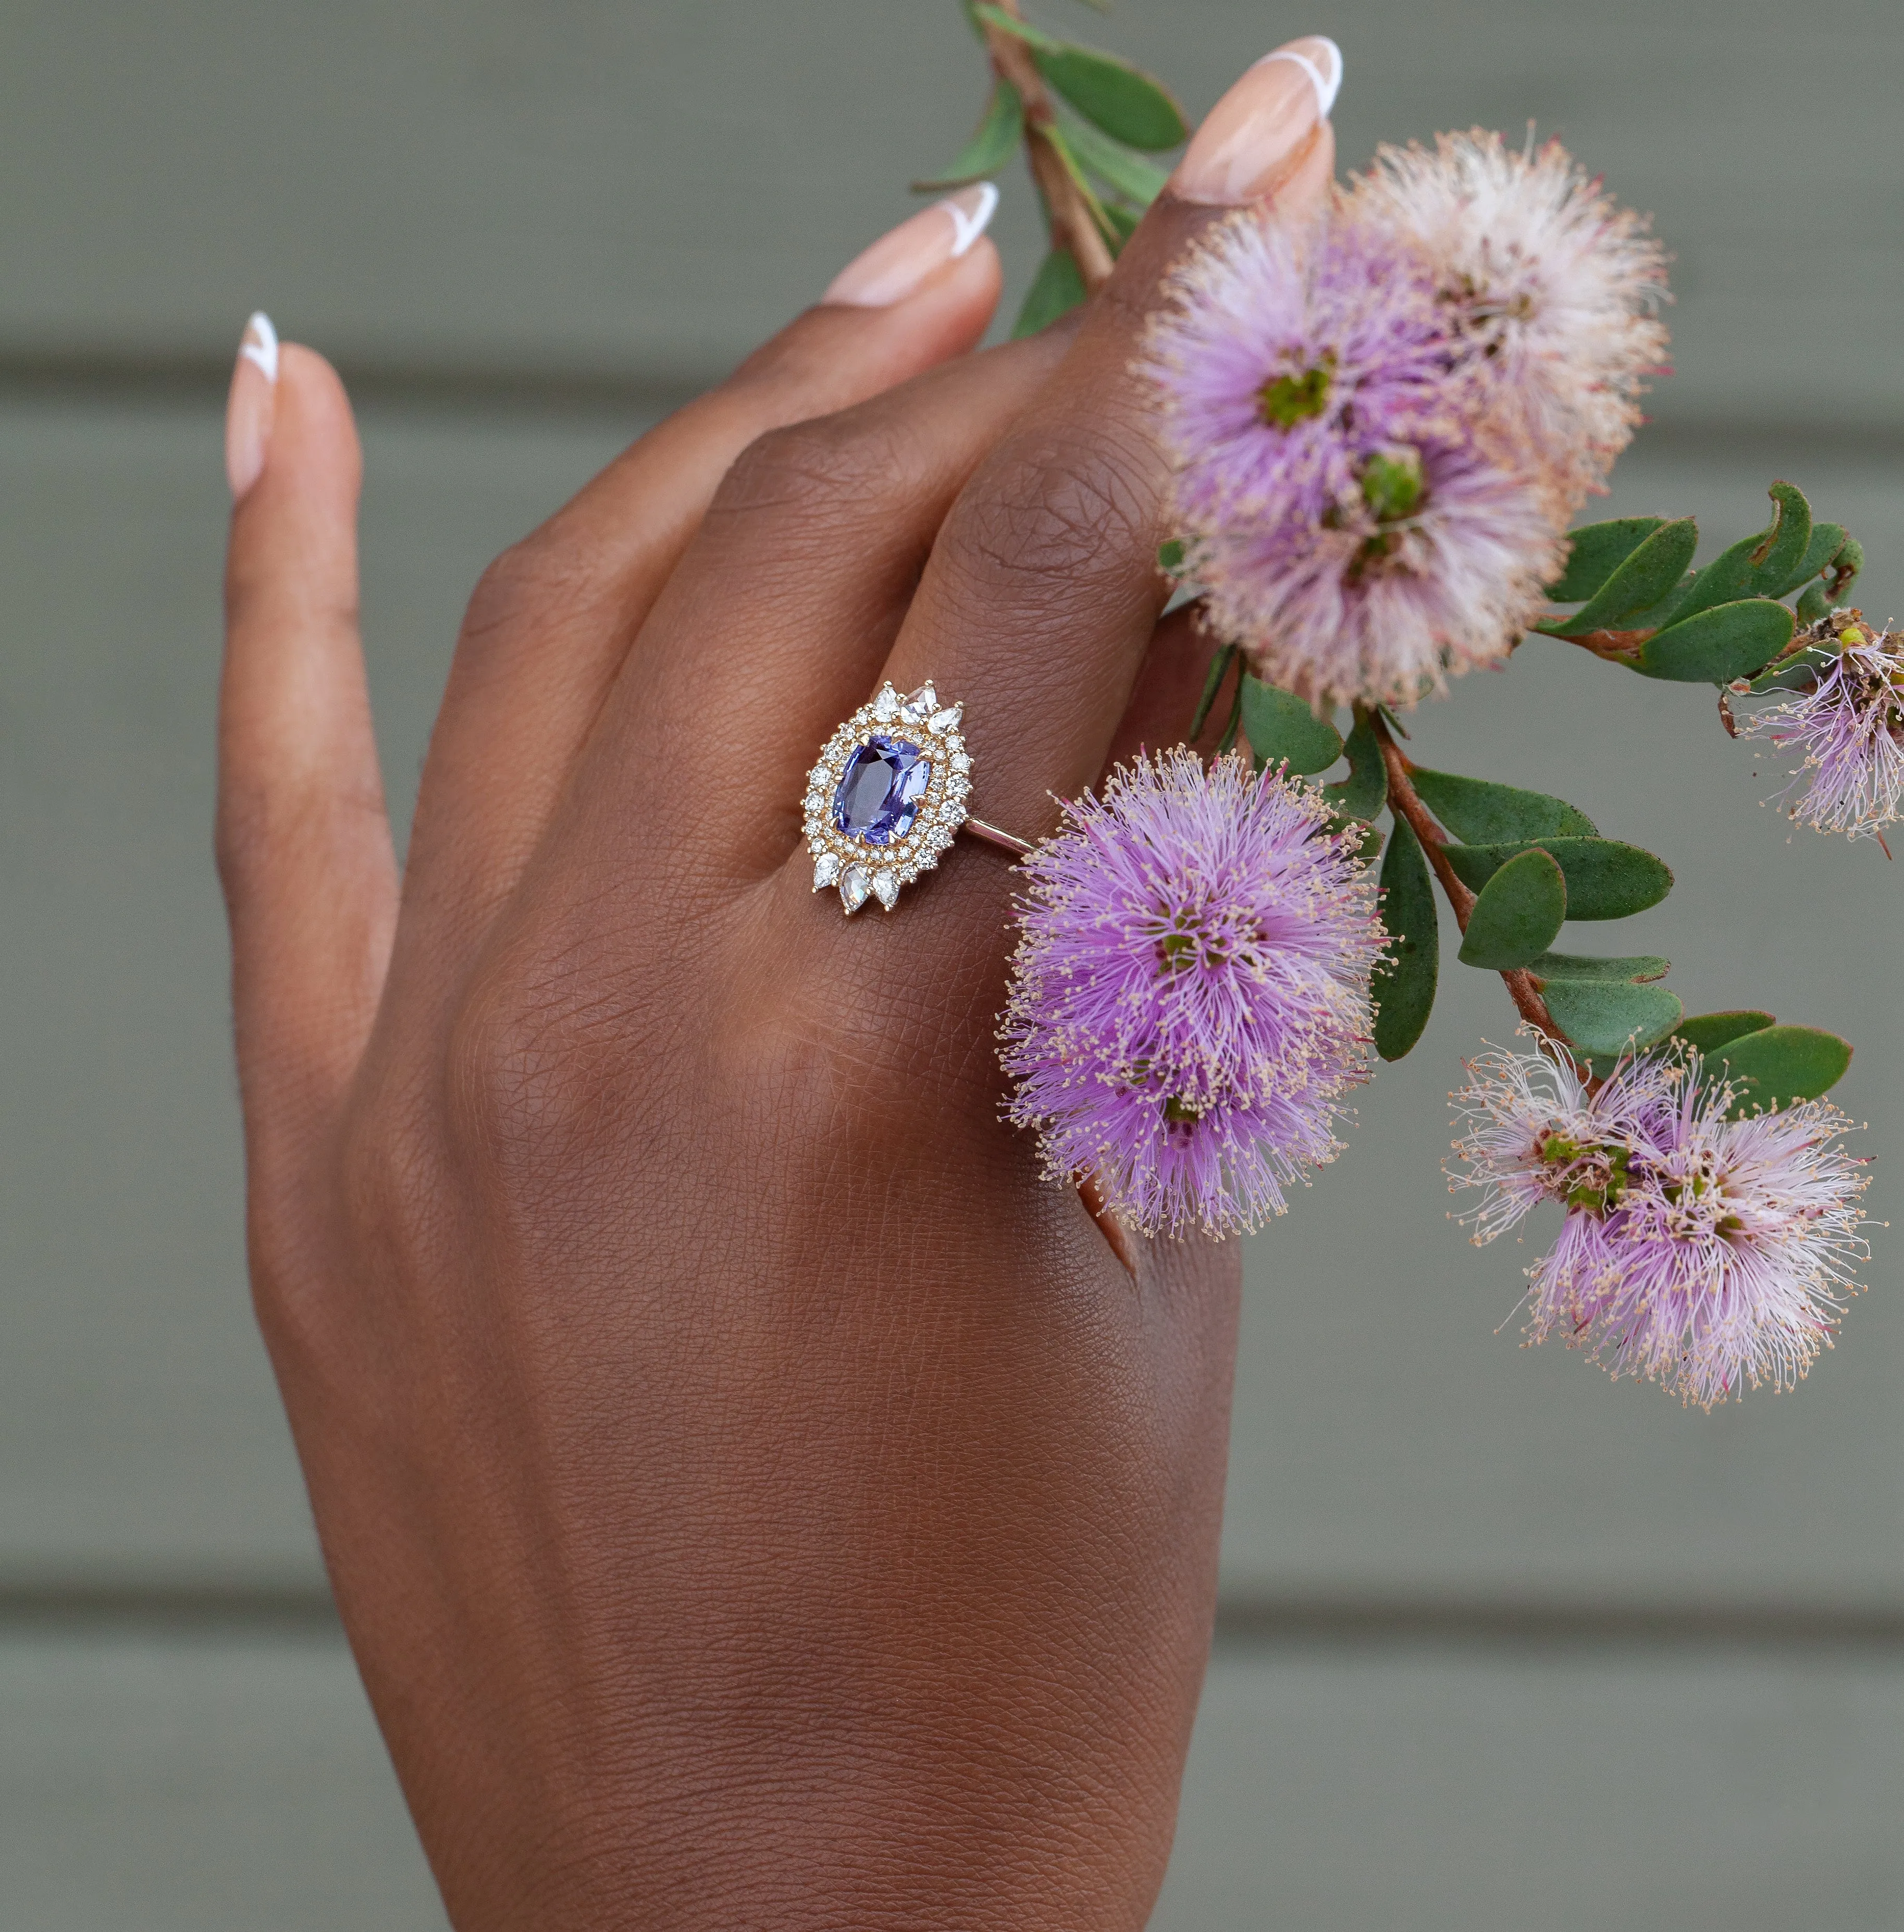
[832,735,931,846]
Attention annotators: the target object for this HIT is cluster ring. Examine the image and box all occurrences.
[801,682,1030,914]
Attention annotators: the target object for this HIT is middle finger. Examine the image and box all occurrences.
[880,39,1340,850]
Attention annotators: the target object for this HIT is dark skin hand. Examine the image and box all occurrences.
[217,40,1338,1931]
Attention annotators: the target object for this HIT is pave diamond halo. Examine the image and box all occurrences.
[803,682,972,913]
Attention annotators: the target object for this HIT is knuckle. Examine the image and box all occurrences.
[953,419,1160,592]
[331,1084,434,1287]
[441,935,635,1185]
[460,533,595,656]
[253,1079,425,1391]
[712,414,921,529]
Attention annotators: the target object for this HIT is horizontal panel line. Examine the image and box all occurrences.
[0,347,706,419]
[0,346,1898,456]
[1213,1596,1904,1652]
[0,1581,1897,1652]
[0,1581,341,1635]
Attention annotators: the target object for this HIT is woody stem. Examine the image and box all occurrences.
[978,0,1117,291]
[1365,711,1574,1053]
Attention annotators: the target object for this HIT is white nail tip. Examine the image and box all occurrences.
[1254,39,1342,119]
[941,180,1000,259]
[239,311,279,383]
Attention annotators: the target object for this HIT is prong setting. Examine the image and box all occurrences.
[803,683,972,914]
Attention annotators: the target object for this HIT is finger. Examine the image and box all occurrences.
[560,323,1078,883]
[217,319,396,1174]
[1099,603,1234,773]
[879,41,1339,850]
[401,192,1004,948]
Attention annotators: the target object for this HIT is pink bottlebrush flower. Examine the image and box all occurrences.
[1744,630,1904,840]
[1452,1037,1869,1407]
[1353,129,1670,515]
[1446,1035,1675,1242]
[999,750,1386,1237]
[1144,203,1565,710]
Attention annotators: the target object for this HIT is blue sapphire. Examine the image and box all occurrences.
[833,735,932,846]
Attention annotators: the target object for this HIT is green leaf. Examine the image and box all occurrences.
[1188,641,1235,740]
[1621,570,1702,632]
[1373,817,1437,1061]
[1542,980,1684,1056]
[1216,679,1243,753]
[1239,674,1342,776]
[1101,202,1141,249]
[1012,247,1088,338]
[1832,536,1864,600]
[1672,1011,1776,1054]
[972,7,1189,147]
[1795,584,1835,625]
[1526,952,1671,984]
[1648,485,1812,633]
[912,79,1024,189]
[1320,716,1388,822]
[1051,108,1170,206]
[1547,518,1666,604]
[1636,597,1795,684]
[1771,520,1847,603]
[1539,518,1699,636]
[1443,839,1673,920]
[971,6,1048,45]
[1458,848,1567,969]
[1710,1024,1853,1115]
[1748,482,1813,597]
[1042,126,1117,241]
[1408,768,1597,844]
[1749,643,1838,694]
[1033,45,1187,149]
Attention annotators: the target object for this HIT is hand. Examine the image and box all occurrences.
[218,43,1337,1931]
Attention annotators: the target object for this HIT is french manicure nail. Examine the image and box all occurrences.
[1171,34,1342,206]
[225,311,278,500]
[823,182,1000,307]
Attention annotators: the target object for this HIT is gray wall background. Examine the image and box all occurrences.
[3,2,1901,1926]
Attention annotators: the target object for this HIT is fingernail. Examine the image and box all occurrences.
[823,182,999,307]
[1172,35,1342,206]
[225,311,278,500]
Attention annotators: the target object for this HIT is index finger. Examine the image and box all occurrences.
[880,37,1340,846]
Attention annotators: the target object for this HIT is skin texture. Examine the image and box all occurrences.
[218,91,1336,1932]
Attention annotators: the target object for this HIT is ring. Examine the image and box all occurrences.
[802,682,1033,914]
